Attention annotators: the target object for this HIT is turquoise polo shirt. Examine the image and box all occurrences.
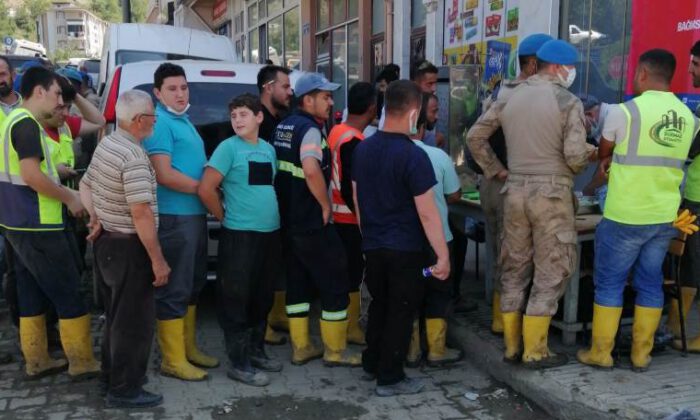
[143,103,207,215]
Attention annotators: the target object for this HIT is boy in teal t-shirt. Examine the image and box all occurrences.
[198,93,282,387]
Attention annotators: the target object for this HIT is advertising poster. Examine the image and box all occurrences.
[626,1,700,110]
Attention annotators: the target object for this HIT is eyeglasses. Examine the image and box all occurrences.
[132,113,156,121]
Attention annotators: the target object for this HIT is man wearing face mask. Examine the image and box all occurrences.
[144,63,219,382]
[579,94,612,210]
[467,39,596,369]
[469,33,553,334]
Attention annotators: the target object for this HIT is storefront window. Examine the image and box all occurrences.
[347,22,360,88]
[246,0,300,66]
[411,0,426,28]
[348,0,358,19]
[332,0,345,25]
[560,0,632,103]
[248,3,258,26]
[331,26,347,111]
[372,0,384,35]
[318,0,330,30]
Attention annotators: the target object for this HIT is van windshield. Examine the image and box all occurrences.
[116,50,217,66]
[134,82,259,157]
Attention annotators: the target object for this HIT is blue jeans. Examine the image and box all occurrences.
[594,218,677,308]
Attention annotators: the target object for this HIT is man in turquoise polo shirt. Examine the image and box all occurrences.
[144,63,218,381]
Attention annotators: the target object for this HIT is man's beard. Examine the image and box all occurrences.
[0,83,12,97]
[271,97,289,113]
[426,120,437,131]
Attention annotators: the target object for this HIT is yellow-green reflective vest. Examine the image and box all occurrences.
[55,124,74,168]
[0,108,64,231]
[604,91,699,225]
[0,96,23,127]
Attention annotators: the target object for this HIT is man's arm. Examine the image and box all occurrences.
[466,101,507,180]
[563,100,597,174]
[78,177,102,242]
[352,180,361,230]
[130,203,170,287]
[339,138,360,213]
[415,190,450,280]
[597,137,615,178]
[20,158,84,217]
[197,168,225,222]
[150,155,200,194]
[74,94,106,136]
[302,157,331,225]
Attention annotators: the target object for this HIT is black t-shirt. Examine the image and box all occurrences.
[11,118,43,161]
[259,105,282,143]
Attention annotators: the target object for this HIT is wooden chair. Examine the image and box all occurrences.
[664,232,689,356]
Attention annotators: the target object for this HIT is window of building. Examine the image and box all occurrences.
[247,0,300,66]
[411,0,426,28]
[560,0,632,103]
[371,0,385,80]
[410,0,426,70]
[314,0,360,118]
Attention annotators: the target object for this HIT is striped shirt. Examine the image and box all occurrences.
[82,129,158,233]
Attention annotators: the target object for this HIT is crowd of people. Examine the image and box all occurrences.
[1,31,700,411]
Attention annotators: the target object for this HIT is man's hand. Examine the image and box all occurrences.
[495,169,509,182]
[56,164,78,180]
[151,257,171,287]
[322,204,331,226]
[67,191,86,218]
[589,147,599,162]
[598,157,612,178]
[431,257,451,281]
[86,215,102,242]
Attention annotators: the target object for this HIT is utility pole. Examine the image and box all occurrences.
[122,0,131,23]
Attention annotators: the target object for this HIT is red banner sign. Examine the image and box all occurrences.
[213,0,227,21]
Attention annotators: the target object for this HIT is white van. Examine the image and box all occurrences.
[98,23,236,95]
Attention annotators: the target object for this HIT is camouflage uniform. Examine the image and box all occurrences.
[467,74,594,316]
[479,80,523,293]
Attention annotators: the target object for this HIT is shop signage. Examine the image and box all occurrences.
[213,0,227,21]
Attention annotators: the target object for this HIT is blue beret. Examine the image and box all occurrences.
[57,68,84,83]
[536,40,579,65]
[518,33,553,56]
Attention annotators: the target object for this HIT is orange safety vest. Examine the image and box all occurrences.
[328,123,364,224]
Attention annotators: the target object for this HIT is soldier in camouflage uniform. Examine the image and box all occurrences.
[476,33,553,335]
[467,40,596,369]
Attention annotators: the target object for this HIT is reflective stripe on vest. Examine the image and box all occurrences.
[330,129,359,224]
[612,101,695,169]
[0,109,64,231]
[604,92,698,225]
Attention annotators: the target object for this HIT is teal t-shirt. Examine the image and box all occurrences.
[143,103,207,215]
[414,140,461,242]
[207,135,280,232]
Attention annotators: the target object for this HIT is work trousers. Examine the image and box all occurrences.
[284,224,350,319]
[594,218,676,308]
[449,217,467,299]
[481,176,505,293]
[156,214,208,320]
[362,249,426,386]
[681,200,700,291]
[423,242,454,319]
[5,230,86,319]
[216,228,277,368]
[335,223,364,292]
[499,175,578,316]
[95,232,155,397]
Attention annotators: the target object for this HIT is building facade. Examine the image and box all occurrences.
[37,1,108,58]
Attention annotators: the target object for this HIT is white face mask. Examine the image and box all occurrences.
[166,103,191,116]
[409,109,419,136]
[558,67,576,88]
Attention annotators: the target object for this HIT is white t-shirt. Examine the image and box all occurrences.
[601,104,626,144]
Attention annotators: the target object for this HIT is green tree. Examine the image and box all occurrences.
[89,0,121,22]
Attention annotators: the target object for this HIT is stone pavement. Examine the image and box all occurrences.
[0,287,552,420]
[449,301,700,420]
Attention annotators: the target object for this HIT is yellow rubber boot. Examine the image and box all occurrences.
[631,306,662,372]
[265,324,287,345]
[320,320,361,367]
[491,291,504,335]
[346,292,366,345]
[288,317,323,365]
[19,315,68,379]
[406,319,421,367]
[157,319,207,381]
[426,318,463,367]
[666,287,696,338]
[184,305,219,368]
[522,315,567,369]
[502,312,522,363]
[674,306,700,352]
[268,291,289,332]
[576,304,622,370]
[58,314,101,380]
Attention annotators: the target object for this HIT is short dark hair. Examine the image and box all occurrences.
[20,67,57,99]
[228,93,263,115]
[410,60,438,81]
[347,82,377,115]
[639,49,676,84]
[692,41,700,57]
[416,93,431,130]
[519,55,535,69]
[384,80,422,116]
[154,62,187,89]
[57,75,76,103]
[375,64,400,84]
[0,56,13,73]
[257,65,291,92]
